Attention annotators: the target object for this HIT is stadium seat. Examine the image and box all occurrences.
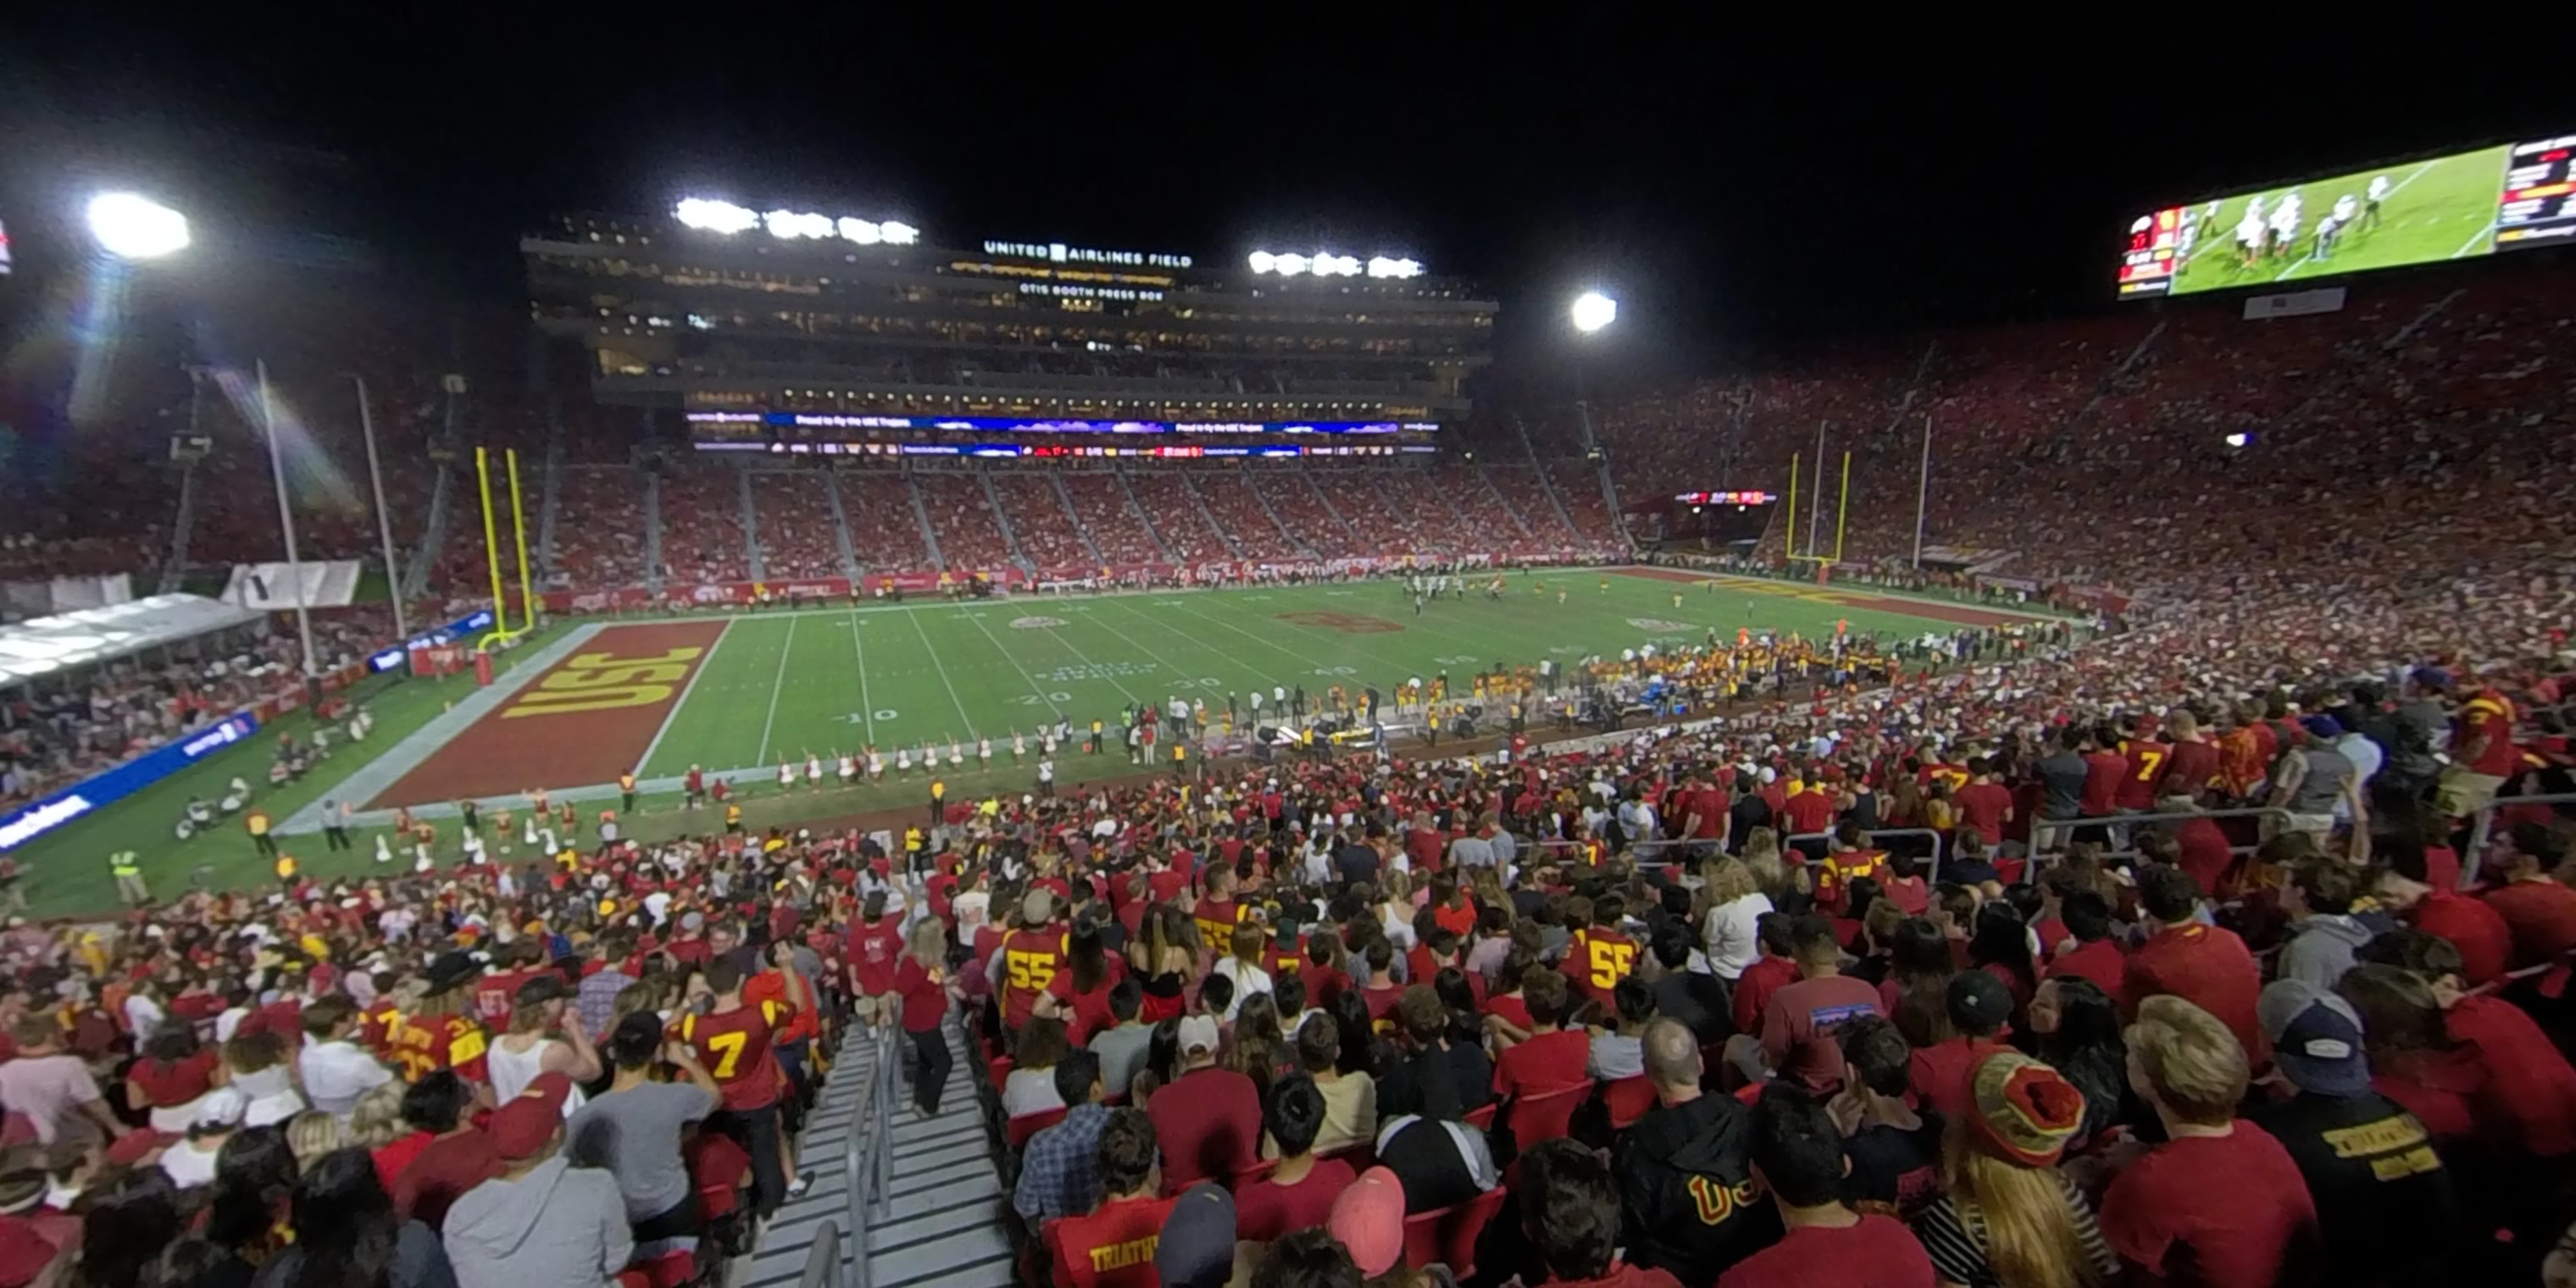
[987,1054,1014,1093]
[1399,1185,1510,1276]
[1602,1075,1658,1130]
[1504,1081,1593,1147]
[1461,1102,1497,1132]
[1006,1105,1069,1152]
[619,1249,698,1288]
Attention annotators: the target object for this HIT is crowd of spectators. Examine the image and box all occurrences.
[990,472,1099,572]
[747,471,849,581]
[1187,475,1296,561]
[654,465,749,587]
[1124,473,1240,564]
[539,467,652,591]
[913,472,1019,572]
[1059,475,1169,565]
[1246,473,1361,561]
[836,473,935,573]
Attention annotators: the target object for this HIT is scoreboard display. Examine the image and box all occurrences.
[1673,490,1777,506]
[2499,134,2576,251]
[2118,127,2573,299]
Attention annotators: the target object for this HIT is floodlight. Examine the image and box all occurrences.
[674,198,759,233]
[1274,253,1310,276]
[87,193,191,260]
[2224,432,2250,448]
[1247,251,1275,273]
[1570,290,1618,334]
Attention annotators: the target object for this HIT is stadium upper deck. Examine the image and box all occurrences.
[519,204,1496,440]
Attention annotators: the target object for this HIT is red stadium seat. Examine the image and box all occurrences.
[1603,1075,1658,1130]
[988,1054,1015,1093]
[1007,1106,1069,1152]
[622,1250,697,1288]
[1399,1186,1510,1275]
[1504,1081,1593,1147]
[1461,1102,1497,1132]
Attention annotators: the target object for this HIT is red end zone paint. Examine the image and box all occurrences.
[1608,566,2040,629]
[369,622,726,808]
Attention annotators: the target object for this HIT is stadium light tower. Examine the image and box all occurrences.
[86,192,192,260]
[1570,289,1618,335]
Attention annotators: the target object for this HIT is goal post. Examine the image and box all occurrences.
[1784,448,1852,570]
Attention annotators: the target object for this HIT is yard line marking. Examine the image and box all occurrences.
[754,614,797,765]
[905,606,980,736]
[846,608,875,745]
[965,612,1066,718]
[637,619,730,775]
[2449,221,2496,258]
[1036,623,1145,706]
[1082,608,1235,696]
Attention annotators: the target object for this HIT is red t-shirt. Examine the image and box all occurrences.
[2161,739,2220,798]
[2411,888,2511,985]
[848,916,904,997]
[1781,791,1833,836]
[2482,880,2576,969]
[892,958,948,1034]
[2098,1126,2318,1288]
[2124,923,2268,1064]
[1145,1066,1261,1190]
[1906,1037,2008,1119]
[683,1006,782,1112]
[1359,984,1406,1035]
[128,1050,220,1108]
[1760,975,1885,1094]
[2173,819,2235,900]
[1731,956,1798,1036]
[392,1129,503,1230]
[1713,1213,1933,1288]
[371,1130,433,1192]
[474,969,533,1025]
[1232,1158,1358,1243]
[1045,959,1127,1047]
[1953,783,2012,837]
[1493,1029,1591,1100]
[2449,993,2576,1157]
[386,1013,489,1085]
[2046,939,2129,1010]
[1049,1195,1181,1288]
[1193,898,1247,952]
[2079,752,2128,816]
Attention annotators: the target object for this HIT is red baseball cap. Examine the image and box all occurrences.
[487,1071,571,1160]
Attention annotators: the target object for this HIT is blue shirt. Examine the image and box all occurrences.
[1013,1102,1113,1223]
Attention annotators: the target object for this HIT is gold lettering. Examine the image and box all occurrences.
[499,646,706,719]
[2368,1146,2442,1180]
[502,686,673,717]
[1089,1236,1158,1271]
[2322,1116,2426,1159]
[545,661,696,690]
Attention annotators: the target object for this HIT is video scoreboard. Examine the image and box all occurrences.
[2119,126,2574,299]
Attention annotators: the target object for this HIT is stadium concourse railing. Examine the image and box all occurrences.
[2022,806,2296,867]
[1529,828,1948,883]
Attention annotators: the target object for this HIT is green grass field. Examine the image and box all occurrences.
[7,571,2048,918]
[2170,144,2507,295]
[4,624,577,919]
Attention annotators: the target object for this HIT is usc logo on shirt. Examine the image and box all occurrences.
[1686,1174,1764,1225]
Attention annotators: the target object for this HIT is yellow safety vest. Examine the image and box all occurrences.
[108,852,141,878]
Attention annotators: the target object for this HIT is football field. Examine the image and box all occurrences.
[2168,144,2507,294]
[8,569,2053,918]
[379,568,2046,808]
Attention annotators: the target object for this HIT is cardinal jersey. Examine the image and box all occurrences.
[1000,928,1071,1029]
[387,1012,489,1085]
[683,1007,784,1111]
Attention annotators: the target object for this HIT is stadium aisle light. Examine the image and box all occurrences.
[1571,290,1618,334]
[86,193,191,260]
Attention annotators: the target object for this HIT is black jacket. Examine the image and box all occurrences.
[1611,1092,1781,1285]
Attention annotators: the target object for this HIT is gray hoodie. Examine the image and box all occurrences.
[2279,914,2374,991]
[442,1155,634,1288]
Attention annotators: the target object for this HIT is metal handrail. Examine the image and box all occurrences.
[1779,827,1948,886]
[2024,805,2294,858]
[844,1026,878,1288]
[2461,791,2576,891]
[873,1024,897,1220]
[800,1220,846,1288]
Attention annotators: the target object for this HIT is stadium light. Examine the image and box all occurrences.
[2224,431,2251,448]
[86,193,191,260]
[1570,290,1618,334]
[1247,249,1424,278]
[673,197,917,247]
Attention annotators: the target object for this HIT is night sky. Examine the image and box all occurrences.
[3,18,2565,385]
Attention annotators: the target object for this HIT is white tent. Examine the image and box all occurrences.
[0,594,266,688]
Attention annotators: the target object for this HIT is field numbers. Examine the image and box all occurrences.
[1313,666,1356,676]
[1433,655,1480,666]
[838,710,901,724]
[1013,692,1074,706]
